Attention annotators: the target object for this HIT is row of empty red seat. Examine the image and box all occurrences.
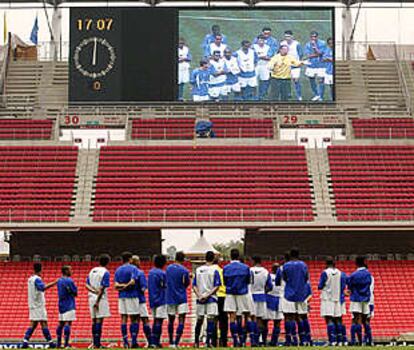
[352,118,414,139]
[0,260,412,342]
[0,146,78,222]
[93,146,314,222]
[210,118,274,138]
[0,119,54,140]
[328,145,414,221]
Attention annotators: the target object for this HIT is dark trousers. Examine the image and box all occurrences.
[212,296,228,347]
[269,78,291,101]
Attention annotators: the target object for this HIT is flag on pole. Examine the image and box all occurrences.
[30,15,39,45]
[3,12,7,44]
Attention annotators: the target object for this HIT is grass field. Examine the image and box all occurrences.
[178,9,333,101]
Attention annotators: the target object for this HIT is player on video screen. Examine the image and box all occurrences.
[223,48,242,101]
[202,25,228,56]
[190,60,211,102]
[209,50,228,101]
[321,38,334,101]
[253,27,279,54]
[253,35,274,100]
[235,40,258,101]
[205,34,227,59]
[178,38,192,101]
[280,30,304,101]
[304,31,327,101]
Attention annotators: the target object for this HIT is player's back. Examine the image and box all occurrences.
[223,261,250,295]
[195,264,220,302]
[348,268,372,302]
[148,267,166,308]
[28,275,46,309]
[283,260,309,302]
[88,266,110,297]
[319,267,342,301]
[250,266,270,301]
[166,263,190,305]
[114,263,139,298]
[57,277,77,313]
[134,268,147,303]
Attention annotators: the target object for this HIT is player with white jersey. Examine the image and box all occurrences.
[253,35,274,100]
[223,48,241,101]
[348,256,373,346]
[266,263,283,346]
[193,251,221,347]
[86,254,111,348]
[318,257,347,345]
[209,51,228,101]
[235,40,258,100]
[321,37,334,101]
[205,34,227,59]
[280,30,304,101]
[190,60,211,102]
[22,263,57,349]
[250,256,272,346]
[201,25,228,57]
[178,38,192,101]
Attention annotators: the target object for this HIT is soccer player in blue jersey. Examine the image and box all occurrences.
[148,255,167,348]
[223,249,256,347]
[190,60,211,102]
[22,263,57,349]
[348,256,373,346]
[364,274,375,346]
[304,31,327,101]
[193,251,221,347]
[56,266,78,348]
[114,252,140,348]
[131,255,152,347]
[86,254,111,349]
[234,40,259,101]
[223,48,241,101]
[166,251,191,348]
[201,25,228,56]
[250,256,272,345]
[321,37,334,101]
[318,257,348,346]
[209,50,228,101]
[281,248,310,346]
[253,27,279,54]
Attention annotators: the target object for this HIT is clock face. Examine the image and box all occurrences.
[73,37,116,79]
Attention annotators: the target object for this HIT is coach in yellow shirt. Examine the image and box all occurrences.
[268,45,304,101]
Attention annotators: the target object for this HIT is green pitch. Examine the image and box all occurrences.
[178,9,333,101]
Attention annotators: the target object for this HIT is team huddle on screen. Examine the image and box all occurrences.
[178,25,334,102]
[23,249,374,348]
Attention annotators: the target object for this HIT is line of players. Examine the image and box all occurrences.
[23,248,374,348]
[178,25,334,102]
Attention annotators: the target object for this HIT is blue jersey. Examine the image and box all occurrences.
[340,272,347,303]
[148,267,166,308]
[57,277,77,314]
[323,46,333,75]
[282,260,309,302]
[190,68,210,97]
[304,39,327,68]
[348,267,372,302]
[135,268,148,304]
[201,33,228,54]
[166,263,190,305]
[223,260,251,295]
[114,263,139,299]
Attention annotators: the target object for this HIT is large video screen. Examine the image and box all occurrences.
[178,9,334,102]
[69,7,334,103]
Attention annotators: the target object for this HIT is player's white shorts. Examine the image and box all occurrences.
[167,303,189,315]
[253,301,267,318]
[118,298,140,315]
[59,310,76,322]
[152,305,167,319]
[193,95,209,102]
[209,85,227,98]
[305,67,325,78]
[196,302,219,317]
[224,82,241,94]
[256,64,270,81]
[321,300,346,318]
[224,294,255,314]
[239,76,258,88]
[281,298,308,315]
[350,301,370,315]
[139,303,149,318]
[265,309,284,321]
[89,295,111,319]
[291,67,301,80]
[29,306,47,321]
[178,64,190,84]
[324,73,333,85]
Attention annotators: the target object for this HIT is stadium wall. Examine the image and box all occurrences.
[245,229,414,257]
[9,229,161,258]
